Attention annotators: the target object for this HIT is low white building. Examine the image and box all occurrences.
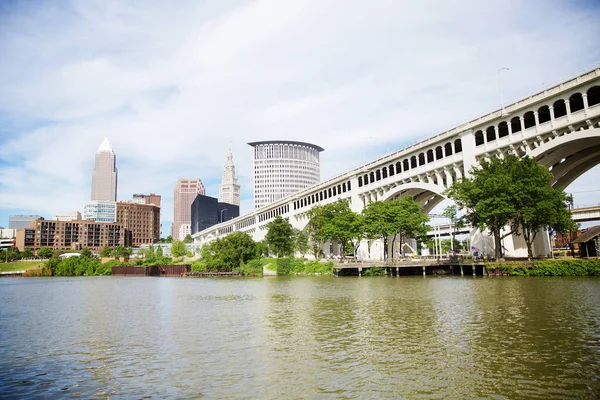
[178,223,191,240]
[134,243,199,258]
[59,253,81,259]
[54,211,82,221]
[83,200,117,222]
[0,229,16,239]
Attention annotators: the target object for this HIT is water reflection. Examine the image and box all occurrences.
[0,276,598,398]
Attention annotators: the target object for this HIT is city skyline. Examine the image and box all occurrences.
[1,1,600,234]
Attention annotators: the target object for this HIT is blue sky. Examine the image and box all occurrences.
[1,0,600,237]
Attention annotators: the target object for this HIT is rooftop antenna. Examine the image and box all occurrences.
[499,67,510,116]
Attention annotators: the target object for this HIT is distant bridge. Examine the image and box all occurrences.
[194,67,600,259]
[426,206,600,238]
[571,205,600,222]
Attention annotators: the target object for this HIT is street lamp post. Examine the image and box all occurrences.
[220,209,228,223]
[498,67,509,115]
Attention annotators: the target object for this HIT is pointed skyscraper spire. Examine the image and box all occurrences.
[97,137,114,154]
[219,148,240,206]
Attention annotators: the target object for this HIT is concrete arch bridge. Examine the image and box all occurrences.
[193,67,600,259]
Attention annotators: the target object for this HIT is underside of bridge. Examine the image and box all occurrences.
[379,182,447,214]
[385,189,445,214]
[532,127,600,189]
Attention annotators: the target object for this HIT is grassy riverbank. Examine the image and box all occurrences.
[487,259,600,276]
[0,261,45,273]
[192,257,334,276]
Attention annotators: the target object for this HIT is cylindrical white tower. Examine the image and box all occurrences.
[248,140,324,209]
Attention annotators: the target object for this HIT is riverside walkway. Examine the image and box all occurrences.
[333,256,486,276]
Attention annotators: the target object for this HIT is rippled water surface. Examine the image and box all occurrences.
[1,276,599,399]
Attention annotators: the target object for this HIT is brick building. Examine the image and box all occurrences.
[116,202,161,247]
[15,219,129,253]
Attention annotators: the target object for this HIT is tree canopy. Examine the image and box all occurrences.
[306,200,364,259]
[265,216,294,257]
[200,231,260,271]
[183,234,193,244]
[79,248,93,259]
[292,228,309,257]
[171,240,185,258]
[446,155,575,259]
[38,248,53,259]
[362,197,430,260]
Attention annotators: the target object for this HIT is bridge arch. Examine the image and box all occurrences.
[530,127,600,189]
[588,85,600,107]
[379,182,448,213]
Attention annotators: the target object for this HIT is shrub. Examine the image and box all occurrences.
[300,260,333,275]
[276,258,292,275]
[238,259,264,276]
[364,266,386,276]
[191,261,208,273]
[489,259,600,277]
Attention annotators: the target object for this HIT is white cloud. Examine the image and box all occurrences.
[0,0,599,227]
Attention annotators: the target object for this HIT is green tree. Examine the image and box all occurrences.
[52,249,65,259]
[112,245,128,258]
[156,246,164,257]
[362,201,396,260]
[79,248,93,259]
[292,228,309,258]
[362,197,429,261]
[510,157,576,259]
[38,247,53,259]
[265,216,294,257]
[100,246,112,258]
[256,240,268,258]
[440,238,462,254]
[21,248,34,259]
[184,234,193,244]
[145,245,155,261]
[171,240,185,258]
[446,155,575,260]
[310,244,322,260]
[306,200,364,260]
[200,232,260,271]
[446,156,517,260]
[165,235,173,243]
[5,247,21,261]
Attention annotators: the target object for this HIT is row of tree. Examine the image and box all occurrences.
[446,155,575,259]
[168,154,577,268]
[262,196,430,262]
[262,155,574,261]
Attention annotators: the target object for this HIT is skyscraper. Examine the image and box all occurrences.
[218,148,240,206]
[172,179,205,240]
[91,138,118,201]
[248,140,323,209]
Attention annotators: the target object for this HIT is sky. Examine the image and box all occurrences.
[1,0,599,237]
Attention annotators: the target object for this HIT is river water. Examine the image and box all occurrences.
[0,276,599,399]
